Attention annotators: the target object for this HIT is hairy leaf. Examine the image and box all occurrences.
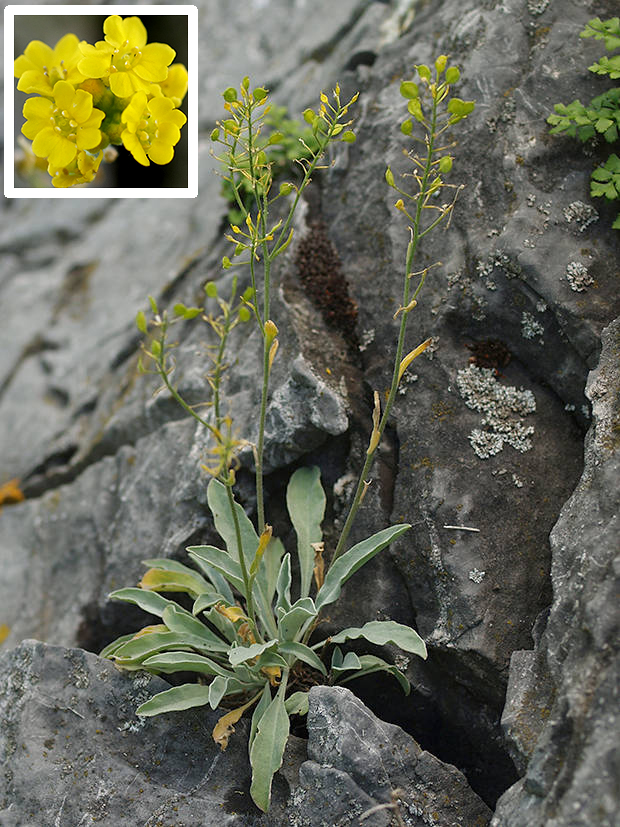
[113,630,228,666]
[229,639,278,667]
[315,524,411,610]
[338,653,411,695]
[328,619,427,659]
[277,597,317,641]
[278,641,326,675]
[249,692,290,812]
[286,466,326,598]
[141,651,232,678]
[137,683,211,716]
[162,604,229,649]
[108,587,177,618]
[285,691,309,716]
[275,553,292,614]
[207,479,258,565]
[187,545,245,594]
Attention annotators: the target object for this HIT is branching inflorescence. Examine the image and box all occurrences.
[105,59,474,812]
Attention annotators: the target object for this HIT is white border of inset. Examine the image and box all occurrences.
[4,4,198,198]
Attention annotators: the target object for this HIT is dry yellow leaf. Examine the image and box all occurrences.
[0,479,24,512]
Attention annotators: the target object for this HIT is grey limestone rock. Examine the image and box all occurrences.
[291,685,492,826]
[492,317,620,826]
[0,639,299,826]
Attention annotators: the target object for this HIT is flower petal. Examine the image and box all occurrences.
[156,122,180,146]
[48,137,77,168]
[147,96,174,119]
[78,43,112,78]
[122,16,147,48]
[71,89,93,122]
[53,80,76,110]
[17,71,51,95]
[54,33,81,62]
[76,127,102,151]
[24,40,54,68]
[103,15,126,47]
[110,71,135,99]
[168,109,187,129]
[122,130,149,166]
[22,119,48,140]
[14,55,34,78]
[83,108,105,129]
[148,139,174,165]
[121,92,147,126]
[32,127,61,158]
[23,96,54,120]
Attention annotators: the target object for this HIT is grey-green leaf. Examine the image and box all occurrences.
[338,653,411,695]
[137,684,211,716]
[249,692,290,812]
[275,554,292,614]
[329,619,427,659]
[187,545,245,595]
[249,684,272,751]
[162,604,229,650]
[285,691,309,716]
[141,651,232,679]
[276,597,317,641]
[108,587,175,619]
[229,639,278,667]
[286,466,325,598]
[192,592,226,615]
[278,641,326,675]
[207,479,258,566]
[315,524,411,610]
[331,649,362,676]
[208,675,229,709]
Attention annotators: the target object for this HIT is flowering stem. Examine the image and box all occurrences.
[252,112,348,533]
[331,91,440,564]
[255,254,271,533]
[225,479,259,638]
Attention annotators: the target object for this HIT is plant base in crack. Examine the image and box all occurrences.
[104,62,474,812]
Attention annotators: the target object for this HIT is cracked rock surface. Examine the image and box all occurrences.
[1,0,619,824]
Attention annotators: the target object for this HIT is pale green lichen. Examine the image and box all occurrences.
[456,365,536,459]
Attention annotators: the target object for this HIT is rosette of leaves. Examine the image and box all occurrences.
[548,17,620,228]
[102,466,426,812]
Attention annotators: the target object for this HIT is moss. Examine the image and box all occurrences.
[295,220,358,349]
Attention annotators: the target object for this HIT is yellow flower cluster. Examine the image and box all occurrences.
[14,16,188,187]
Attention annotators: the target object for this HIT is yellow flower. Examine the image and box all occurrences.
[78,15,175,99]
[154,63,188,107]
[14,33,86,96]
[121,91,186,166]
[22,80,104,168]
[48,149,103,188]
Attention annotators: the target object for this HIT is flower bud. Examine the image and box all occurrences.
[435,55,448,74]
[264,319,278,342]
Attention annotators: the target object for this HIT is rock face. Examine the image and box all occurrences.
[1,0,619,824]
[492,318,620,827]
[294,686,492,826]
[0,639,300,826]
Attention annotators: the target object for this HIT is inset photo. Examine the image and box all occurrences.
[5,5,197,197]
